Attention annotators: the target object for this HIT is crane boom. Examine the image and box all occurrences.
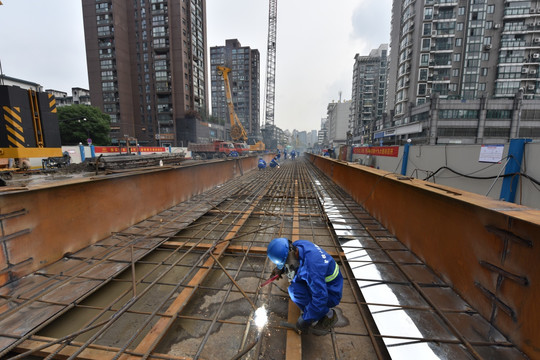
[217,65,248,142]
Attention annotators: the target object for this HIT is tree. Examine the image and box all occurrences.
[57,105,111,145]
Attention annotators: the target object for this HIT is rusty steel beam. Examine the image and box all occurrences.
[307,154,540,359]
[0,157,266,287]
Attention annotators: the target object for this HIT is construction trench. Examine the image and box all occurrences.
[0,155,538,359]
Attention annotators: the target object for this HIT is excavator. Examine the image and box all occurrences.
[216,66,265,153]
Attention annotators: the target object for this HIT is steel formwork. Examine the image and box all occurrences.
[0,158,530,359]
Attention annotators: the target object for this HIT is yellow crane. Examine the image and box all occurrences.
[216,66,248,142]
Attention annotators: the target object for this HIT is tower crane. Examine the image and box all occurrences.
[262,0,278,149]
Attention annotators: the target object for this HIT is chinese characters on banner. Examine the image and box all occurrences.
[352,146,399,157]
[94,146,167,153]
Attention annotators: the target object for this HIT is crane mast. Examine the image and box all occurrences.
[262,0,278,149]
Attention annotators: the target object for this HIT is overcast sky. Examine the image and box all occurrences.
[0,0,391,133]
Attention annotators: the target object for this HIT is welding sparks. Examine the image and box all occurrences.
[253,306,268,330]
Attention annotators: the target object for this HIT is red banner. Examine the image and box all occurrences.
[94,146,167,153]
[353,146,399,157]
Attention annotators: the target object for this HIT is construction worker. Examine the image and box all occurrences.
[291,150,296,160]
[269,156,280,169]
[266,238,342,335]
[258,157,267,170]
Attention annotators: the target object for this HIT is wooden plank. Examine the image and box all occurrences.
[286,178,302,360]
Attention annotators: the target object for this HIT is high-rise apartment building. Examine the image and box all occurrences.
[383,0,540,145]
[210,39,260,139]
[327,100,352,148]
[82,0,208,146]
[350,44,388,145]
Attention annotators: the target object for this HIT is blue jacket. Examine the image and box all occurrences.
[258,159,266,168]
[292,240,342,322]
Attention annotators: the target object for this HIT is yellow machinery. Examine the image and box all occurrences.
[0,85,62,164]
[217,66,248,142]
[216,66,265,152]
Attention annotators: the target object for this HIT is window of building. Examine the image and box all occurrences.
[478,83,486,91]
[481,52,489,61]
[481,68,488,76]
[458,7,465,16]
[452,68,459,77]
[456,38,462,46]
[423,23,432,36]
[453,53,461,62]
[456,22,464,31]
[419,68,428,81]
[424,7,433,20]
[422,38,431,51]
[486,110,512,119]
[484,36,492,45]
[487,5,495,14]
[420,54,429,66]
[418,83,427,96]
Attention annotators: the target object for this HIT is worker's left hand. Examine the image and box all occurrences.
[295,315,311,333]
[271,266,284,279]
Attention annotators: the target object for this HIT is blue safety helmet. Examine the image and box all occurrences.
[267,237,289,269]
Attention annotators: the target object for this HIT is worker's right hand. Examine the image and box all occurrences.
[271,267,284,279]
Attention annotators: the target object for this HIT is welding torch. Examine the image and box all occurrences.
[259,273,280,288]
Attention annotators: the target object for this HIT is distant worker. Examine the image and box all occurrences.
[258,158,267,170]
[266,238,342,335]
[277,149,281,160]
[284,149,288,160]
[229,150,239,157]
[291,150,296,160]
[269,156,280,169]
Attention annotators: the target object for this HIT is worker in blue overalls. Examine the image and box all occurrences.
[258,157,267,170]
[267,237,342,335]
[269,156,280,169]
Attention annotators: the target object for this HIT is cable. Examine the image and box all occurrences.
[423,166,540,186]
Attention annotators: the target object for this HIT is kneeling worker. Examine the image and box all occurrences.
[267,237,342,335]
[269,156,280,169]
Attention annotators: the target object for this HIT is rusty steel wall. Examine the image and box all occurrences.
[307,154,540,359]
[0,156,272,287]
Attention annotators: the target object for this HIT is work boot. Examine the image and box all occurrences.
[310,311,338,336]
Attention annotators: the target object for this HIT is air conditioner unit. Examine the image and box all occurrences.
[534,38,540,43]
[431,42,437,47]
[531,69,537,74]
[534,53,540,58]
[522,68,529,73]
[528,85,535,90]
[531,8,536,13]
[494,24,501,29]
[484,44,492,50]
[431,30,438,36]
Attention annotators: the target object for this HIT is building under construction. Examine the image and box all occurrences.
[0,154,538,359]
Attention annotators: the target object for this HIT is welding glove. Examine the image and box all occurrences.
[271,266,284,279]
[295,315,311,333]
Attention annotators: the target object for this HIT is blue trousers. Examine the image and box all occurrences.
[288,275,343,318]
